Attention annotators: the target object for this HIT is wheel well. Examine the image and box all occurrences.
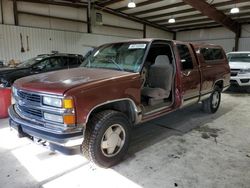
[88,100,136,125]
[215,80,223,92]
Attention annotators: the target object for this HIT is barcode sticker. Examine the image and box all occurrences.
[129,44,147,49]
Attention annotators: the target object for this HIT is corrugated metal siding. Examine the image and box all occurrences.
[177,27,235,41]
[239,38,250,51]
[0,25,66,62]
[241,24,250,38]
[0,24,130,63]
[146,25,173,39]
[176,25,250,52]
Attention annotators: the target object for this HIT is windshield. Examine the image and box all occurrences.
[227,53,250,63]
[81,42,148,72]
[17,57,45,68]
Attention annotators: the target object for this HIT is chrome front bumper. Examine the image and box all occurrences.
[8,105,84,154]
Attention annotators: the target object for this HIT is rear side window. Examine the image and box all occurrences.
[200,48,224,61]
[49,57,65,69]
[68,57,80,66]
[177,44,194,70]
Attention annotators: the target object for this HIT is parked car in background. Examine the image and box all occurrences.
[0,53,84,87]
[227,51,250,89]
[9,39,230,167]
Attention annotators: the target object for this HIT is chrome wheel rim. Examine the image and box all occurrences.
[101,124,126,157]
[212,91,220,108]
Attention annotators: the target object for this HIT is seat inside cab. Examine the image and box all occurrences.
[140,41,174,113]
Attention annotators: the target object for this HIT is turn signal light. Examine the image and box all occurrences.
[63,99,74,109]
[63,115,75,125]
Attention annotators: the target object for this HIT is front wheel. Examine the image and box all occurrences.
[202,86,221,113]
[81,110,131,168]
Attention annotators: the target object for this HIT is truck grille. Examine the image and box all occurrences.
[17,90,41,103]
[15,89,64,124]
[241,79,250,83]
[16,89,43,120]
[17,105,43,118]
[231,72,238,77]
[230,69,240,77]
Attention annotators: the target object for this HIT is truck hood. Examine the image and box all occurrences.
[229,62,250,69]
[14,67,137,95]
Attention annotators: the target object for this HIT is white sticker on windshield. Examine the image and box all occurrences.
[36,58,43,61]
[129,44,147,49]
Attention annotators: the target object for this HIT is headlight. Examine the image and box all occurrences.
[42,96,74,109]
[43,96,62,108]
[240,69,250,74]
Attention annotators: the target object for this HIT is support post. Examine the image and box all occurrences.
[13,0,18,25]
[143,24,146,38]
[234,24,241,51]
[87,0,92,33]
[0,0,4,24]
[173,32,177,40]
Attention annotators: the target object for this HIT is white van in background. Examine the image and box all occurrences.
[227,52,250,89]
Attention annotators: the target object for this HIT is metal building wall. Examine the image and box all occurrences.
[146,25,173,39]
[177,25,250,52]
[239,38,250,51]
[239,24,250,51]
[0,24,130,63]
[0,0,173,40]
[176,27,235,53]
[0,0,174,64]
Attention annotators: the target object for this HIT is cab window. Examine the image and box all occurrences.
[177,44,194,70]
[200,48,224,61]
[49,57,64,69]
[33,57,64,71]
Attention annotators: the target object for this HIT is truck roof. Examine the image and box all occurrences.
[105,38,223,49]
[227,51,250,54]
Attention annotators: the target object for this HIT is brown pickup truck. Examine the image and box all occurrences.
[9,39,230,167]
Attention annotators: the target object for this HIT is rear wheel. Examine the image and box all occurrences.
[81,110,131,168]
[202,86,221,113]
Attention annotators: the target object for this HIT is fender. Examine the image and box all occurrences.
[85,98,142,126]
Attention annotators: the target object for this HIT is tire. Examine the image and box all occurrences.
[202,86,221,113]
[81,110,131,168]
[246,87,250,93]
